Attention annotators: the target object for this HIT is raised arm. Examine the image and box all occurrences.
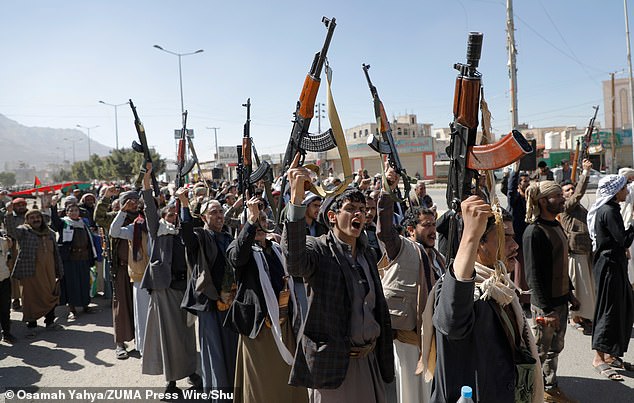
[227,196,261,278]
[376,191,402,260]
[3,203,19,239]
[109,210,134,240]
[433,196,490,339]
[142,163,159,239]
[282,153,321,278]
[564,159,592,212]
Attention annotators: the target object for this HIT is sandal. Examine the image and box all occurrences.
[609,358,634,371]
[115,345,129,360]
[594,363,623,381]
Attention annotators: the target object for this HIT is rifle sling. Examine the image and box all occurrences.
[307,64,353,199]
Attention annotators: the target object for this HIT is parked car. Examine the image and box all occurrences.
[551,167,603,188]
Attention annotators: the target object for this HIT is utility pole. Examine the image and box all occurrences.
[506,0,519,130]
[625,0,634,167]
[207,127,220,161]
[612,72,617,172]
[315,102,326,133]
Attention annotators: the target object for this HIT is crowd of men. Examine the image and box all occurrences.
[0,156,633,403]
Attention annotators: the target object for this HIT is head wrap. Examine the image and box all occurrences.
[119,190,140,206]
[587,174,627,250]
[63,195,78,207]
[303,191,322,207]
[12,197,26,205]
[618,167,634,179]
[80,193,96,204]
[24,208,48,234]
[524,181,561,223]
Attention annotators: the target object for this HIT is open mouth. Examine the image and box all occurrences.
[351,222,362,230]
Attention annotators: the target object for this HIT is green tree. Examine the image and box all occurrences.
[53,169,72,182]
[0,172,16,187]
[64,148,166,182]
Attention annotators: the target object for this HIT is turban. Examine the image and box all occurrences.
[119,190,140,206]
[303,191,322,207]
[587,175,627,250]
[618,167,634,179]
[525,181,561,223]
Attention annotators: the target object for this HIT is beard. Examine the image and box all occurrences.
[545,200,564,215]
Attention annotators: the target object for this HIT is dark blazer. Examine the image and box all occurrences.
[226,221,288,337]
[283,218,394,389]
[432,271,516,403]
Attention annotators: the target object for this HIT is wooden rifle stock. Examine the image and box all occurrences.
[571,139,580,182]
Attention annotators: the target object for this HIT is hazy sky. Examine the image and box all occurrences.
[0,1,629,162]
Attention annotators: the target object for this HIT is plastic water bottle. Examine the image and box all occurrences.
[457,385,474,402]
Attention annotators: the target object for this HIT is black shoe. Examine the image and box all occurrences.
[187,373,203,389]
[164,381,181,398]
[2,333,17,344]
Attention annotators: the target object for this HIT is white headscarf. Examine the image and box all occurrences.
[587,174,627,251]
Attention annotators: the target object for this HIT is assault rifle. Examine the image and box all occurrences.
[129,99,160,197]
[362,63,412,202]
[239,98,255,199]
[237,99,278,224]
[175,110,196,190]
[580,105,599,162]
[277,16,337,223]
[445,32,532,267]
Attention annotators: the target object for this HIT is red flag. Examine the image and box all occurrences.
[34,176,42,188]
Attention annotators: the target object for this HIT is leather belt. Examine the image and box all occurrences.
[349,341,376,359]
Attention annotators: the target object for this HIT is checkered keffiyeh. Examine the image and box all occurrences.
[587,174,627,250]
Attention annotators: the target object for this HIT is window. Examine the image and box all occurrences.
[364,129,368,137]
[397,128,402,136]
[404,128,409,136]
[411,117,415,124]
[412,130,416,138]
[353,131,357,139]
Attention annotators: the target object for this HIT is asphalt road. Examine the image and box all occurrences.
[1,184,633,403]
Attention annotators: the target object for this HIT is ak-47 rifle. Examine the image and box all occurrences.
[175,111,196,190]
[237,99,278,226]
[362,63,412,202]
[239,98,255,200]
[277,17,338,223]
[129,99,160,197]
[579,105,599,164]
[445,32,532,267]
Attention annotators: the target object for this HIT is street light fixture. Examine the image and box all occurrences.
[76,124,99,158]
[153,45,204,114]
[99,100,127,150]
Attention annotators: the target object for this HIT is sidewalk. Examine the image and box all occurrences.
[0,296,195,402]
[1,291,633,402]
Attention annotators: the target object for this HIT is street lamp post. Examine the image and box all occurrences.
[99,100,127,150]
[207,127,220,161]
[76,124,99,158]
[153,45,204,114]
[64,137,83,164]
